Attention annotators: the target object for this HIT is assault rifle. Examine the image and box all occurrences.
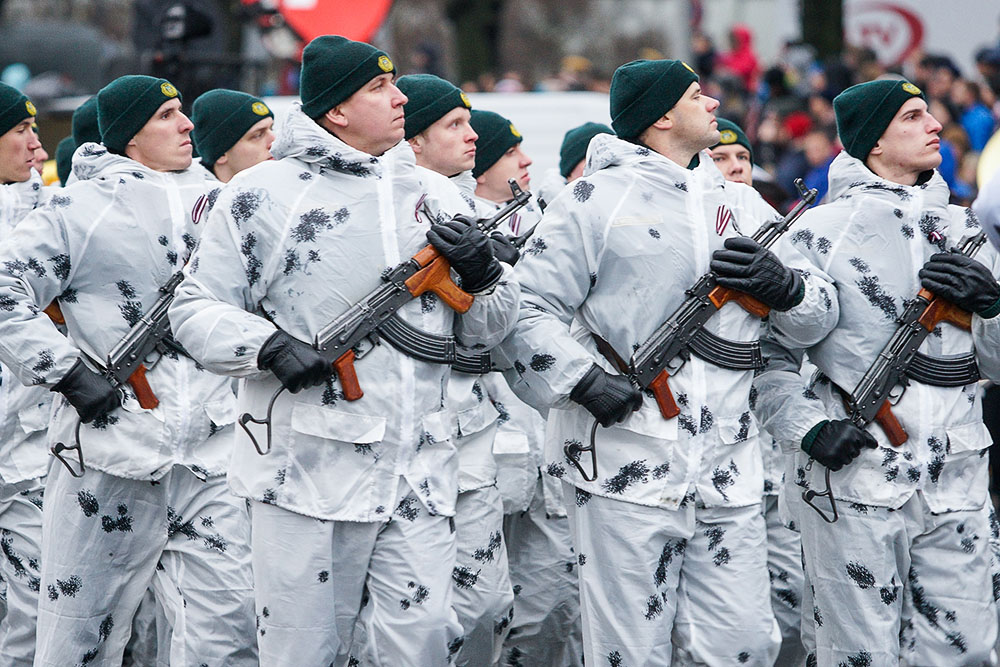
[52,271,186,477]
[803,230,988,523]
[240,181,532,455]
[566,179,818,482]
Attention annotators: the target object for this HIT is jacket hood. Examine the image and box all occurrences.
[69,141,205,187]
[584,133,724,189]
[271,101,412,180]
[826,150,949,211]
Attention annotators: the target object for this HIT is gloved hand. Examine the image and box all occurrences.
[570,364,643,427]
[710,236,804,312]
[489,232,520,266]
[426,215,503,292]
[258,330,333,393]
[51,359,119,423]
[918,251,1000,315]
[801,419,877,471]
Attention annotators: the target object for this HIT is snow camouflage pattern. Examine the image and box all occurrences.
[758,151,1000,512]
[0,477,43,666]
[501,476,583,667]
[566,482,779,666]
[0,142,237,481]
[252,480,462,667]
[34,463,256,666]
[501,133,836,510]
[450,484,514,666]
[170,102,520,523]
[797,493,997,666]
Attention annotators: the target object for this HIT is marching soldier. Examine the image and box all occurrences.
[190,89,275,183]
[0,74,257,666]
[501,58,837,665]
[169,36,520,666]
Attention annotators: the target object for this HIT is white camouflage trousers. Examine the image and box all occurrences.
[254,477,462,667]
[565,482,779,667]
[452,484,515,667]
[763,494,807,667]
[0,475,43,667]
[34,462,257,667]
[796,490,998,667]
[501,477,583,667]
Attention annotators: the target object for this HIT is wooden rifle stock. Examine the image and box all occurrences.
[915,287,973,332]
[127,365,159,410]
[44,301,66,325]
[404,246,474,313]
[707,285,771,318]
[333,350,363,401]
[874,400,907,447]
[648,370,681,419]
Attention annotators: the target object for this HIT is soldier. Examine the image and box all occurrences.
[708,117,807,667]
[754,78,1000,666]
[168,36,520,666]
[190,89,275,183]
[30,123,47,175]
[470,109,543,234]
[536,121,615,206]
[502,58,837,665]
[0,81,47,667]
[0,74,257,666]
[54,136,74,186]
[396,72,516,666]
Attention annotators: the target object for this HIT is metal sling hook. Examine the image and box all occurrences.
[51,421,85,478]
[238,386,286,456]
[564,420,600,482]
[801,462,839,523]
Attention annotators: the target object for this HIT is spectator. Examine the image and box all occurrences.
[951,79,996,151]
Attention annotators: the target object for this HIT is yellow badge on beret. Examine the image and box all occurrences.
[681,61,695,73]
[251,102,270,116]
[24,100,36,116]
[719,129,738,144]
[160,82,179,98]
[377,55,394,73]
[509,123,521,139]
[460,92,471,109]
[902,82,921,95]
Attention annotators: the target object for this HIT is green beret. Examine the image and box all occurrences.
[97,75,183,154]
[834,79,926,161]
[470,109,522,179]
[0,82,36,136]
[191,89,274,169]
[710,118,753,164]
[610,59,699,139]
[300,35,395,119]
[55,136,75,185]
[397,74,471,140]
[71,97,101,146]
[559,122,613,178]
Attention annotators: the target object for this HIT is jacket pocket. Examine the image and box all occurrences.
[716,412,759,445]
[204,393,238,427]
[290,403,387,444]
[17,402,48,434]
[945,420,991,455]
[457,401,500,438]
[606,217,667,257]
[420,409,451,447]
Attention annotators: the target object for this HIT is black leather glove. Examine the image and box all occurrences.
[570,364,643,427]
[710,236,804,312]
[258,331,333,394]
[801,419,877,471]
[489,232,520,266]
[426,215,503,292]
[51,359,119,424]
[918,251,1000,315]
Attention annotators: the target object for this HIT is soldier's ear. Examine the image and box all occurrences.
[869,141,883,157]
[215,152,229,166]
[408,134,424,155]
[323,104,349,129]
[651,113,673,131]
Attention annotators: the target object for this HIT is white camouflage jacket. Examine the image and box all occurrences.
[502,134,837,509]
[169,103,520,522]
[0,172,53,483]
[755,151,1000,512]
[0,143,234,481]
